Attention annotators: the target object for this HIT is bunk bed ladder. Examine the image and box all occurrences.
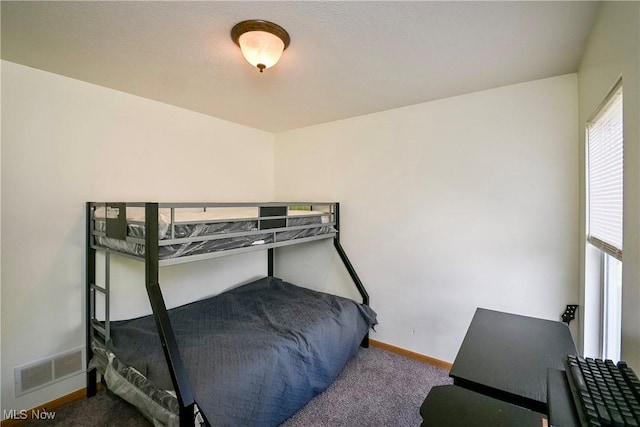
[86,202,98,397]
[86,203,113,396]
[333,202,370,348]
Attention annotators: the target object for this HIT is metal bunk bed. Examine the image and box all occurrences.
[86,202,370,427]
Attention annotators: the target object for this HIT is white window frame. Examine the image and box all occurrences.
[584,80,623,361]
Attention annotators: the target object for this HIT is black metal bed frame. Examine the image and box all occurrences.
[86,202,369,427]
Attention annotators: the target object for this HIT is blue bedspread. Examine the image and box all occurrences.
[108,277,377,426]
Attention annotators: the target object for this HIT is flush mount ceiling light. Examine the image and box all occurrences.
[231,20,290,73]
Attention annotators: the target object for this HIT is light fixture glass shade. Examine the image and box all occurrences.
[238,30,285,71]
[231,20,290,73]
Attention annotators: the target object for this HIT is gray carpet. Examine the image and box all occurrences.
[21,346,452,427]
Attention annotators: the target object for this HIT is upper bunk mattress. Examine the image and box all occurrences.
[92,207,334,259]
[103,277,377,427]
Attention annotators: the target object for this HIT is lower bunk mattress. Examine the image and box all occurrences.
[90,277,377,427]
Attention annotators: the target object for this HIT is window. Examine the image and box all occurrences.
[586,82,623,361]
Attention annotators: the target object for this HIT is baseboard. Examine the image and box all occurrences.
[1,384,102,427]
[369,339,453,371]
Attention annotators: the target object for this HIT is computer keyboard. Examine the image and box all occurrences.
[565,355,640,427]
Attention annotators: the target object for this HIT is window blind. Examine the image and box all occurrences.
[587,87,623,261]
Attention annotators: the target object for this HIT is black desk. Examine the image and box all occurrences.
[420,385,548,427]
[547,368,580,426]
[449,308,578,413]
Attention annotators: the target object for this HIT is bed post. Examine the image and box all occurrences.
[332,202,370,348]
[86,202,98,397]
[268,248,274,276]
[144,203,200,427]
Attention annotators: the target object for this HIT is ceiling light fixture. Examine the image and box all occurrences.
[231,20,290,73]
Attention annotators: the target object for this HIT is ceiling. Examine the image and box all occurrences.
[1,1,599,133]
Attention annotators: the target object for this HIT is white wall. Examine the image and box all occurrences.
[274,75,580,363]
[0,61,275,414]
[578,2,640,371]
[0,52,602,416]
